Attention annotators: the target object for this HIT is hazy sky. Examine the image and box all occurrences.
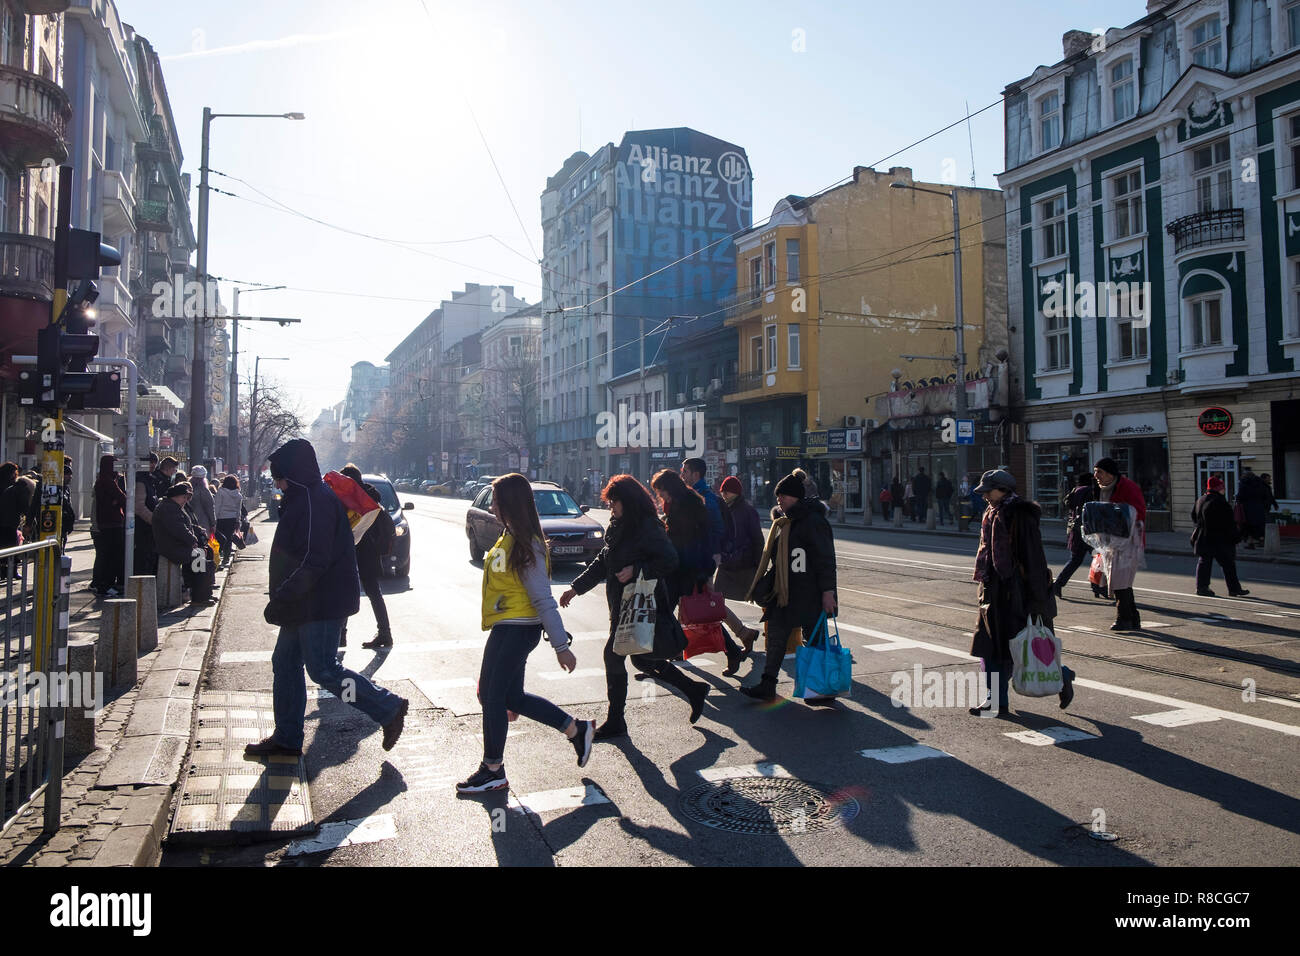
[114,0,1144,419]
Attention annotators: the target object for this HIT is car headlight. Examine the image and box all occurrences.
[394,525,406,536]
[588,529,603,539]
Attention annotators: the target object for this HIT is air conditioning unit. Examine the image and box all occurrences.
[709,378,723,392]
[862,418,878,430]
[692,387,705,401]
[1072,409,1102,433]
[675,392,687,405]
[843,415,860,428]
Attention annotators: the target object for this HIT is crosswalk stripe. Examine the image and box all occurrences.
[1132,709,1221,727]
[286,814,397,856]
[539,668,606,680]
[697,762,790,782]
[1004,726,1099,746]
[509,783,611,815]
[858,744,953,763]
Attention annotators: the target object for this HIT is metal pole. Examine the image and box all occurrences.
[190,107,211,465]
[952,190,969,531]
[248,357,258,494]
[230,287,239,476]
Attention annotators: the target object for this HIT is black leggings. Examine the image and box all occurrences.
[603,632,704,720]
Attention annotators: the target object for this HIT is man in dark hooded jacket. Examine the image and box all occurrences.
[245,439,408,758]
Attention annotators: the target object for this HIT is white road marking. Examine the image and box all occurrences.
[838,622,1300,737]
[1004,727,1099,746]
[1143,622,1172,628]
[413,678,476,704]
[1133,709,1222,728]
[697,762,791,782]
[1071,625,1097,632]
[539,668,606,680]
[509,783,610,815]
[286,813,396,856]
[862,640,921,652]
[858,744,953,763]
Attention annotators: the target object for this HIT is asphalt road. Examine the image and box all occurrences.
[163,493,1300,867]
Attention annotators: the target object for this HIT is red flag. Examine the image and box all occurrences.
[323,471,380,544]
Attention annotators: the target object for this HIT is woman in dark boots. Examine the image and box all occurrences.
[740,471,837,701]
[560,475,707,740]
[1054,471,1103,599]
[969,469,1075,716]
[650,469,748,676]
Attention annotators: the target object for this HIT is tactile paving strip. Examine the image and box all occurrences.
[168,691,315,844]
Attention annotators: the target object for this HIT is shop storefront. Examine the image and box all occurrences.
[803,427,866,515]
[737,398,806,508]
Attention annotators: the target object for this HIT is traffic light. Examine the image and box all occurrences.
[31,230,123,409]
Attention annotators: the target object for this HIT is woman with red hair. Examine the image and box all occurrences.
[561,475,706,739]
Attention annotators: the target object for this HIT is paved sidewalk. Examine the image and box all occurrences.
[0,514,262,867]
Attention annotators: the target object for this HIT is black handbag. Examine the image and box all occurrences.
[748,565,778,608]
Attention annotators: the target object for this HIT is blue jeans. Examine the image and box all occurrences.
[937,499,951,524]
[271,617,404,750]
[479,623,572,763]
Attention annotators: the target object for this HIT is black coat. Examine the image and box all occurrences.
[265,439,360,625]
[971,496,1056,662]
[1191,491,1237,556]
[571,511,686,660]
[764,497,837,623]
[353,481,395,577]
[716,496,763,600]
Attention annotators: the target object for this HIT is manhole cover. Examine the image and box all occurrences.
[679,777,858,835]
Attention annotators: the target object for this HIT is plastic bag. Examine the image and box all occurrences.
[613,571,657,656]
[794,614,853,699]
[1010,616,1063,697]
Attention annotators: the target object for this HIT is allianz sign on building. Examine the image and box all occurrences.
[998,0,1300,533]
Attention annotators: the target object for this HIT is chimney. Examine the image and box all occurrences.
[1062,29,1095,60]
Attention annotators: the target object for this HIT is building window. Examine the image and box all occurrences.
[1288,0,1300,50]
[764,242,776,287]
[1291,259,1300,338]
[785,239,800,283]
[1111,58,1135,122]
[1039,194,1067,260]
[1043,311,1070,371]
[1191,16,1223,68]
[1111,169,1143,239]
[750,256,761,292]
[1039,92,1061,152]
[508,335,522,356]
[1192,139,1232,212]
[0,168,7,230]
[751,336,762,373]
[766,324,777,372]
[1188,295,1223,348]
[1287,113,1300,192]
[787,324,801,368]
[1113,285,1149,361]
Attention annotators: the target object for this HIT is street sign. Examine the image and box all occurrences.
[956,419,975,445]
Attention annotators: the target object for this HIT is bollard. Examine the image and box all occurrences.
[99,598,138,690]
[893,505,904,528]
[64,637,98,756]
[1264,524,1281,555]
[863,503,872,526]
[156,559,184,611]
[926,503,937,530]
[129,575,159,653]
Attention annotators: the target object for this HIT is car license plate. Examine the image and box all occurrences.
[553,545,583,555]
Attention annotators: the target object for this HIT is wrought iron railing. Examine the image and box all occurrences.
[1166,207,1244,254]
[0,233,55,301]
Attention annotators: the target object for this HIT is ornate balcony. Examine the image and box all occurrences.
[720,291,764,323]
[1166,207,1244,255]
[102,170,136,236]
[145,318,172,356]
[136,199,172,233]
[0,64,72,166]
[0,233,55,301]
[725,370,765,395]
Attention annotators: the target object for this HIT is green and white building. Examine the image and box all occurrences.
[999,0,1300,531]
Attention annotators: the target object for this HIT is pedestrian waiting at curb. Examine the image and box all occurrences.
[214,475,244,569]
[1236,468,1276,550]
[1192,476,1250,598]
[92,455,126,596]
[742,470,838,701]
[560,475,707,740]
[912,467,931,524]
[457,474,594,793]
[969,469,1075,717]
[934,471,953,525]
[1053,471,1103,599]
[245,439,408,759]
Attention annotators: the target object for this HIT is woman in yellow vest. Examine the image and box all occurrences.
[457,473,595,793]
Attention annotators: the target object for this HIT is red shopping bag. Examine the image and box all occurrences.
[682,621,726,659]
[1088,551,1106,588]
[678,583,726,624]
[323,471,381,543]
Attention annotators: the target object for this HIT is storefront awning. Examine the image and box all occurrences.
[65,418,115,445]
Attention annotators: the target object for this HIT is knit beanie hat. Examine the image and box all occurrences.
[720,476,743,496]
[775,473,804,498]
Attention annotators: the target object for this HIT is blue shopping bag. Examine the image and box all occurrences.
[794,613,853,699]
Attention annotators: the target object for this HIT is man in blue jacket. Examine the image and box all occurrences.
[682,457,723,566]
[245,439,408,758]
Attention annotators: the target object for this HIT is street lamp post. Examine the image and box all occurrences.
[248,355,289,493]
[191,109,304,465]
[891,181,969,528]
[229,284,286,477]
